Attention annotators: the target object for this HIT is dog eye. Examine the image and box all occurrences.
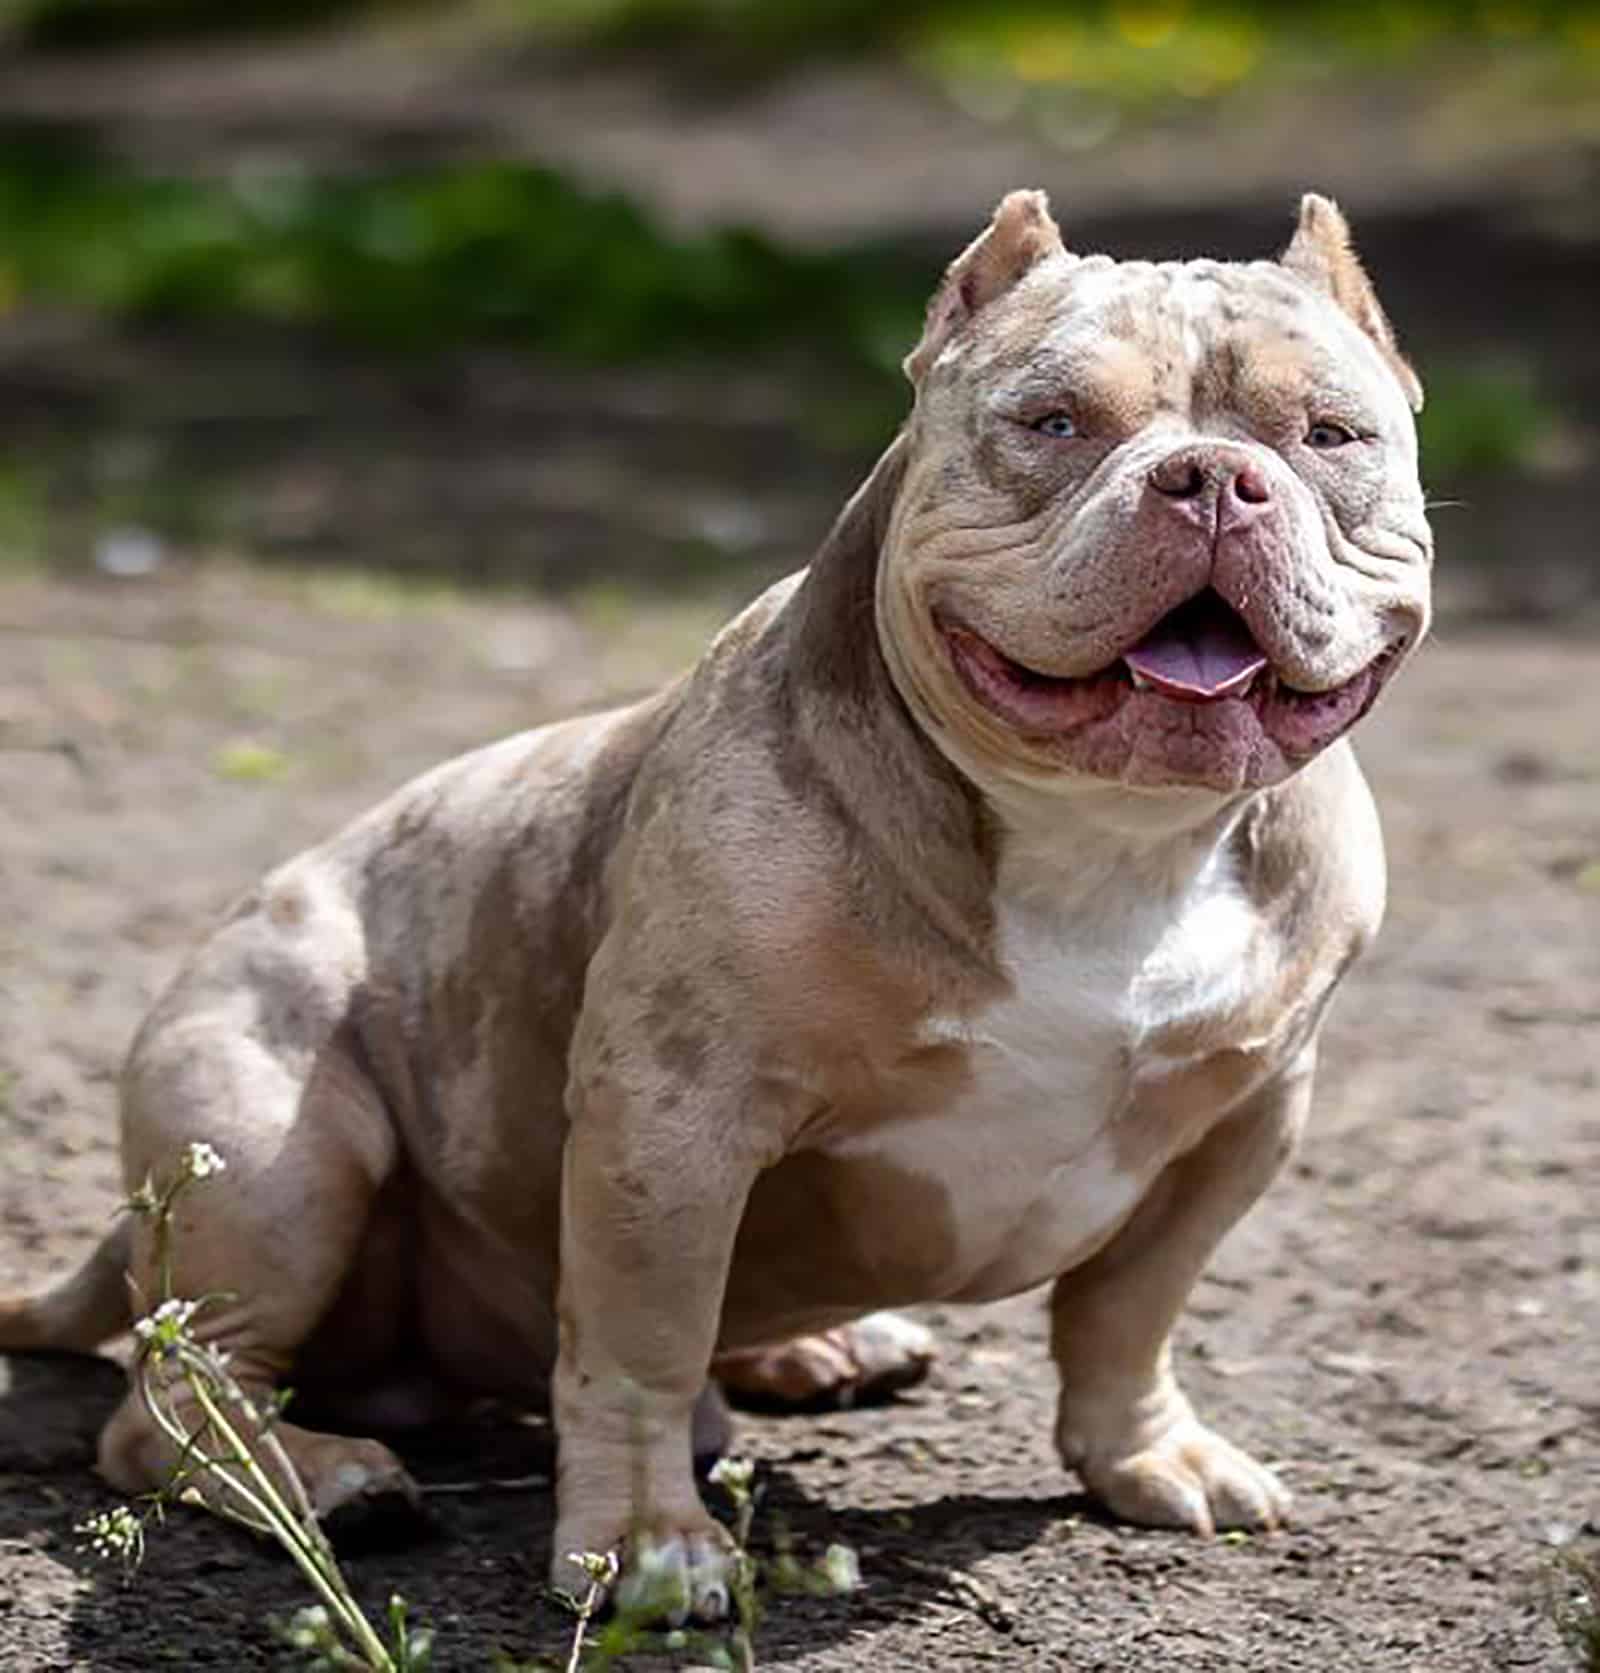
[1030,411,1079,439]
[1306,420,1358,449]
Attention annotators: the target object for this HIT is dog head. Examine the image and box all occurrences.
[876,190,1431,804]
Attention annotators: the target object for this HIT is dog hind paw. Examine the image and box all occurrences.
[713,1310,936,1409]
[313,1445,429,1551]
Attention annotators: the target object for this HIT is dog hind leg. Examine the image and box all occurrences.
[98,1015,422,1537]
[712,1311,937,1409]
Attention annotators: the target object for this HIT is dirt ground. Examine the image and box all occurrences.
[0,551,1595,1671]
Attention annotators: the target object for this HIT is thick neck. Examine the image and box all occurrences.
[780,434,999,968]
[783,433,910,722]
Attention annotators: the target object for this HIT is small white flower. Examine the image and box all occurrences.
[819,1543,862,1596]
[183,1142,226,1180]
[132,1297,200,1354]
[146,1298,198,1330]
[283,1604,333,1652]
[75,1506,144,1565]
[566,1549,620,1587]
[708,1456,755,1498]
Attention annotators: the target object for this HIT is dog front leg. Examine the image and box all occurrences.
[550,1063,768,1620]
[1050,1049,1314,1535]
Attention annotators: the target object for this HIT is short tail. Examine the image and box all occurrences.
[0,1218,134,1353]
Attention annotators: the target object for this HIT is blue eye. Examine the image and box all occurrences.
[1306,420,1357,448]
[1031,411,1078,439]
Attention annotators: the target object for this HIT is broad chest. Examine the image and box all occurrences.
[804,852,1307,1302]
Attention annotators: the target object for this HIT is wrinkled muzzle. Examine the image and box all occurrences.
[885,434,1427,795]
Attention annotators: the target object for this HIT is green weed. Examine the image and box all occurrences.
[213,740,293,783]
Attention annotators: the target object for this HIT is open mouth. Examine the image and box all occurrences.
[1120,590,1268,701]
[940,589,1405,759]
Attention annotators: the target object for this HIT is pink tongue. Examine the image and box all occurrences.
[1122,592,1268,701]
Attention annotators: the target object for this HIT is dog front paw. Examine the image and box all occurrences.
[551,1514,738,1625]
[1076,1417,1290,1537]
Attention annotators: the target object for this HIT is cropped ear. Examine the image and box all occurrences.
[905,189,1068,387]
[1281,193,1424,412]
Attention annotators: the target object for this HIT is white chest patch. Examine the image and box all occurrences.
[822,823,1267,1303]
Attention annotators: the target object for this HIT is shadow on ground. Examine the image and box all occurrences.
[0,1349,1073,1669]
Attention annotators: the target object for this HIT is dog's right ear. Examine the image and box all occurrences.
[1281,193,1424,413]
[904,189,1068,387]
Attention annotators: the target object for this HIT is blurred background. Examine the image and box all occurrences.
[0,0,1597,613]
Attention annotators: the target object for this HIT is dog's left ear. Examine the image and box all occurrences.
[1281,193,1424,413]
[905,189,1068,387]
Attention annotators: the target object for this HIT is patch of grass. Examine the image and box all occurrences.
[0,132,925,382]
[213,740,293,783]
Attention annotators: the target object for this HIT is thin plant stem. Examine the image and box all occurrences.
[563,1579,605,1673]
[137,1350,393,1670]
[185,1376,393,1670]
[137,1362,280,1534]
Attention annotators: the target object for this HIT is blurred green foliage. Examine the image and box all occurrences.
[1416,359,1564,480]
[10,0,1600,99]
[552,0,1600,100]
[0,134,924,376]
[0,130,1567,495]
[0,461,49,570]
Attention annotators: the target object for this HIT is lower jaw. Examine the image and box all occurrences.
[947,639,1392,790]
[1058,689,1359,791]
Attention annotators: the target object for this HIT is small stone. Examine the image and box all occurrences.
[94,528,165,579]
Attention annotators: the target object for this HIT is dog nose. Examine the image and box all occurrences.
[1147,448,1273,527]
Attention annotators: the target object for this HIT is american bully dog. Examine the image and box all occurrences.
[0,189,1431,1622]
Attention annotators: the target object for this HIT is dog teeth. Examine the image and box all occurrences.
[1128,667,1152,691]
